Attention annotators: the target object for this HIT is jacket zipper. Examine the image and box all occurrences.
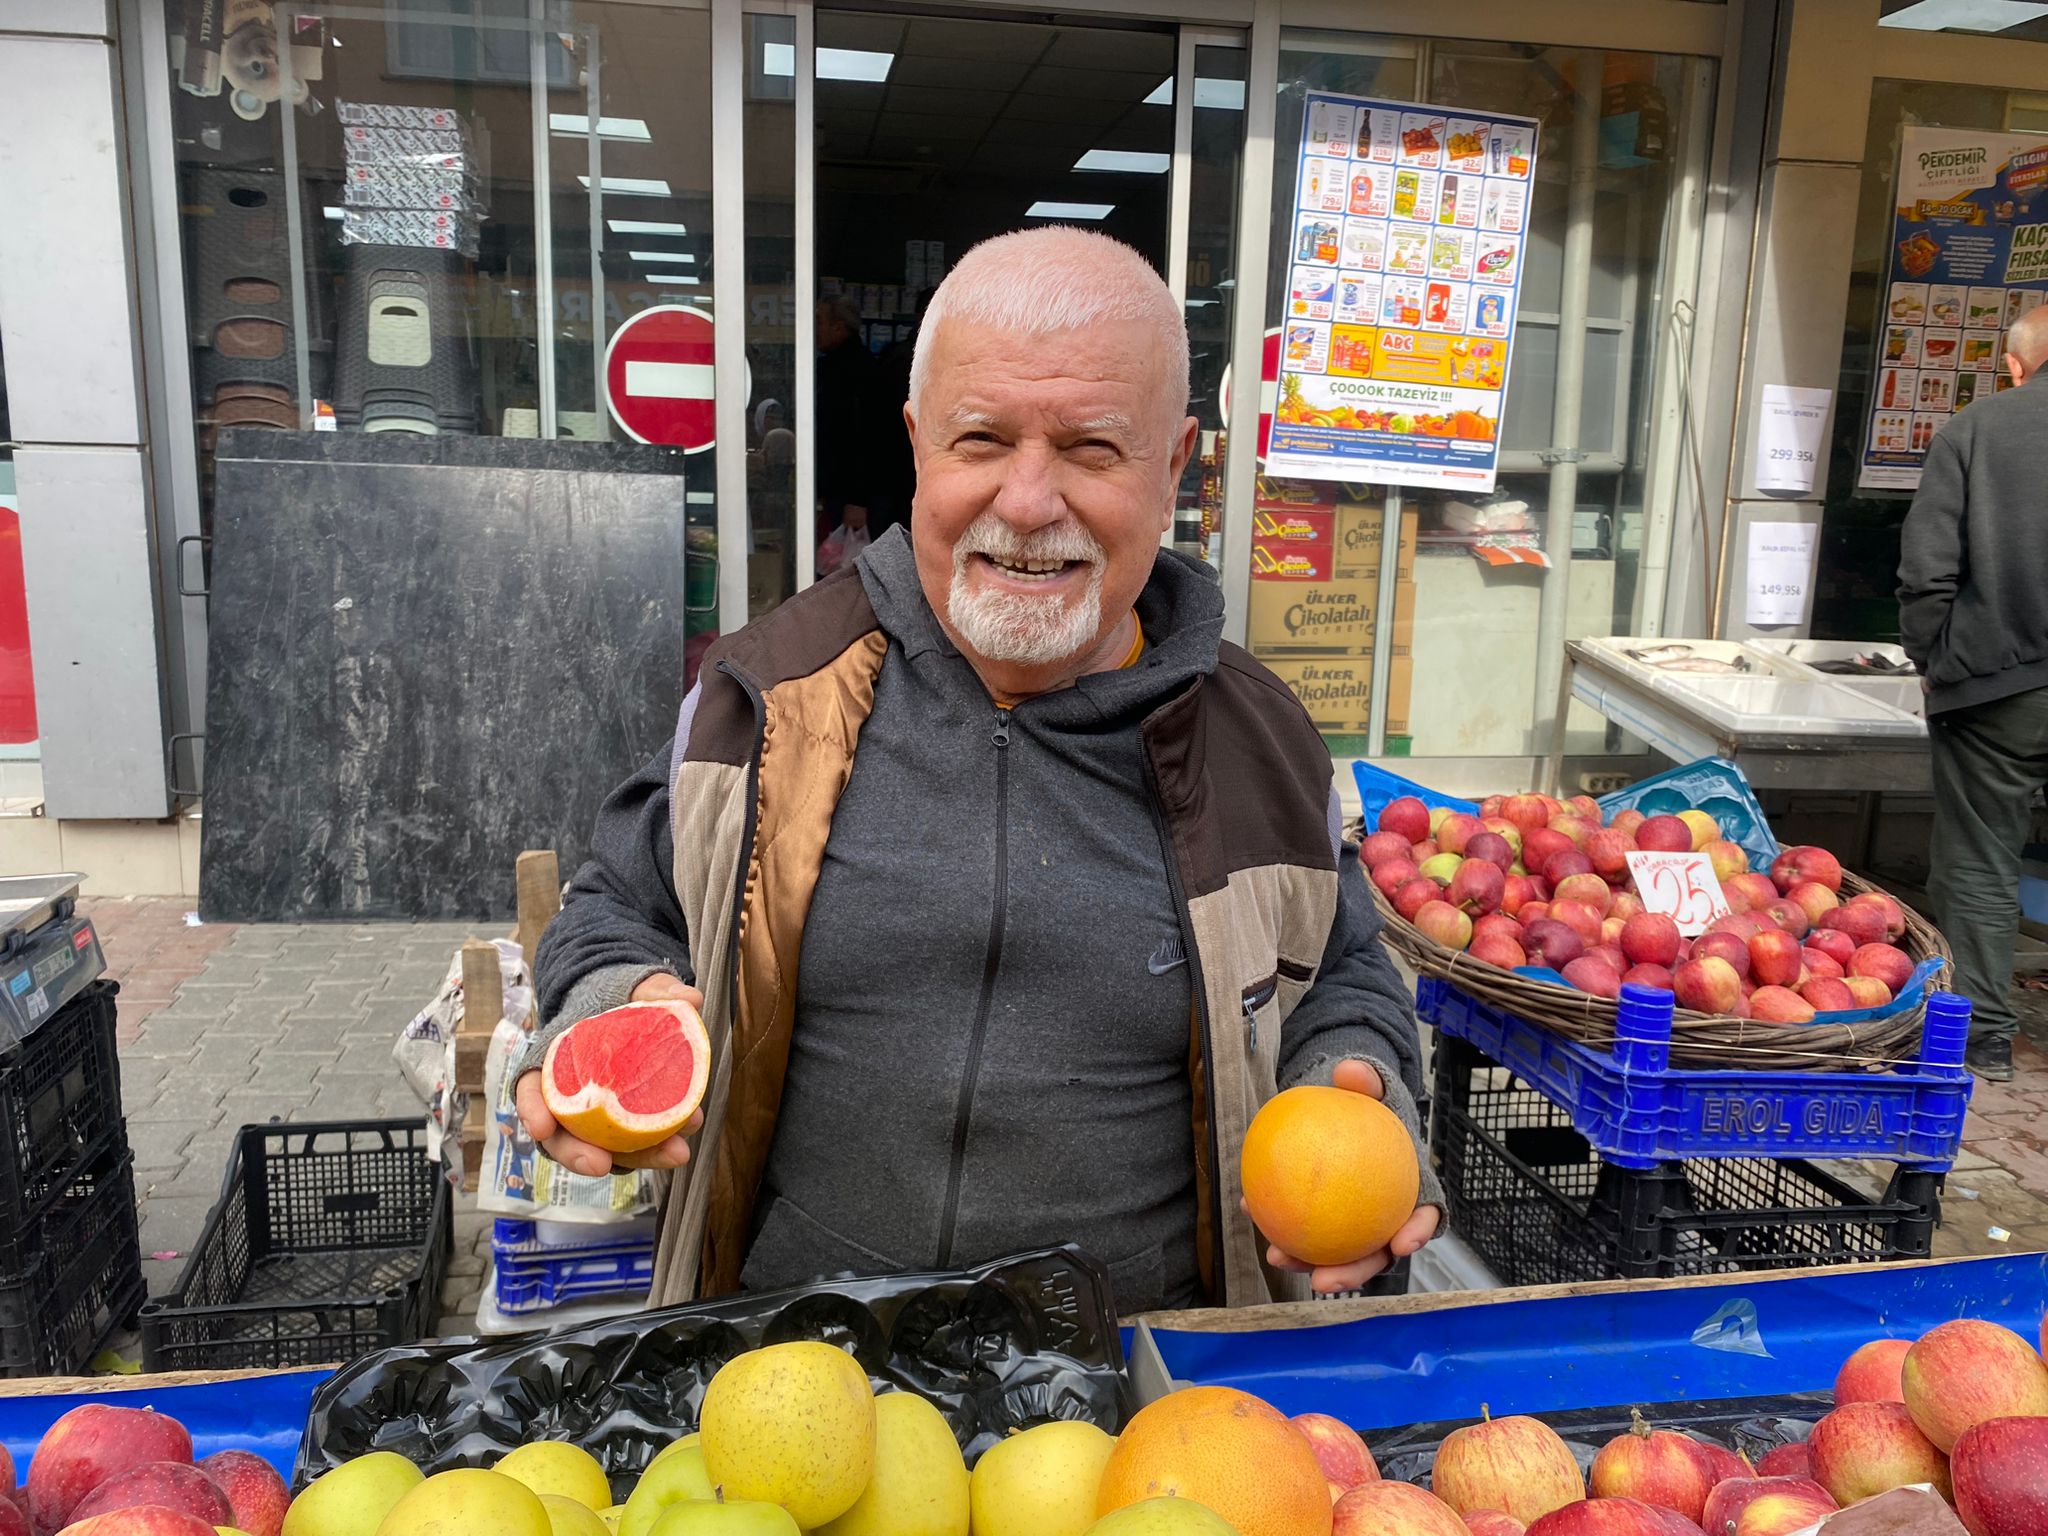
[1241,974,1278,1051]
[935,704,1011,1265]
[1139,739,1225,1303]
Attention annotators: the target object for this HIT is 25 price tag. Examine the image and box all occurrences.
[1625,851,1731,936]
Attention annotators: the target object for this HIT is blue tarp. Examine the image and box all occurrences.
[1146,1254,2048,1429]
[0,1368,329,1479]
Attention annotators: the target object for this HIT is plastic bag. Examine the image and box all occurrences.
[393,941,532,1185]
[816,521,871,575]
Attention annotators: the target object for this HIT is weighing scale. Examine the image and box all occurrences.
[0,874,104,1049]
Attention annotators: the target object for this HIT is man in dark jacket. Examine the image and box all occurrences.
[1897,306,2048,1081]
[518,227,1440,1311]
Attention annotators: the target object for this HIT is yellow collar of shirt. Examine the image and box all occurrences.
[991,619,1145,711]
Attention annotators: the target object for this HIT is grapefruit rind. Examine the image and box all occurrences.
[540,1001,711,1154]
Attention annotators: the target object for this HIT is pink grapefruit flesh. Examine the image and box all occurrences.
[539,1000,711,1153]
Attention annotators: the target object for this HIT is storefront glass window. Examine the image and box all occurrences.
[746,12,799,619]
[0,330,35,773]
[1176,43,1249,566]
[160,1,713,518]
[1254,35,1715,762]
[1815,78,2043,641]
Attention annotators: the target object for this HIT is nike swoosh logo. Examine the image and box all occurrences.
[1148,938,1187,976]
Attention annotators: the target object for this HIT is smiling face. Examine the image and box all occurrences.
[906,314,1197,693]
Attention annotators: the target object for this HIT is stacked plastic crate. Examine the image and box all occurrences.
[332,101,484,434]
[480,1217,658,1330]
[0,981,142,1376]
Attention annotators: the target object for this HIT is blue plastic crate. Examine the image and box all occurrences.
[1595,757,1780,874]
[492,1247,656,1314]
[1417,978,1974,1171]
[1353,761,1477,834]
[490,1218,654,1258]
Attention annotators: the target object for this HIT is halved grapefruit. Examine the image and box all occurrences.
[539,1000,712,1154]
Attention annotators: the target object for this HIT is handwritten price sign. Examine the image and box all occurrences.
[1625,851,1731,936]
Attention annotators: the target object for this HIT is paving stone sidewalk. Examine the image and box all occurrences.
[86,895,2048,1369]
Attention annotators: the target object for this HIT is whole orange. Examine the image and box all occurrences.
[1097,1386,1332,1536]
[1239,1085,1420,1267]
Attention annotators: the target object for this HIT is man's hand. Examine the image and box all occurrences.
[514,973,707,1178]
[1258,1058,1441,1293]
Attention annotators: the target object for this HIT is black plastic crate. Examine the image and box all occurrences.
[0,979,126,1233]
[0,1144,144,1377]
[1430,1033,1943,1287]
[140,1119,452,1371]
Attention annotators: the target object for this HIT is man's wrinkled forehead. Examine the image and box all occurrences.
[938,403,1140,437]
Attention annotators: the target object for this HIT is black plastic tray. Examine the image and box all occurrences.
[295,1245,1131,1494]
[0,1143,143,1378]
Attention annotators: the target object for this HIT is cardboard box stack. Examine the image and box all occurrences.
[1249,479,1417,750]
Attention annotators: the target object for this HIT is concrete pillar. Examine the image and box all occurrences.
[1717,0,1882,640]
[0,0,171,818]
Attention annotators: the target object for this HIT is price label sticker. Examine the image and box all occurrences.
[1626,851,1731,936]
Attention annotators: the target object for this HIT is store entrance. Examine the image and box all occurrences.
[808,10,1179,557]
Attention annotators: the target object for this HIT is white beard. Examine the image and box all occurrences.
[946,513,1107,666]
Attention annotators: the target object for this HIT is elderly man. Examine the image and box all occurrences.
[518,228,1440,1312]
[1898,306,2048,1083]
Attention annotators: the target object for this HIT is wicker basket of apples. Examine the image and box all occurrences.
[1360,792,1952,1071]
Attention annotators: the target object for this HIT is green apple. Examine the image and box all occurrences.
[646,1499,800,1536]
[620,1445,715,1536]
[282,1453,424,1536]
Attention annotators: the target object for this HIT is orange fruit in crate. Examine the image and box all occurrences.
[1239,1085,1419,1267]
[539,1000,711,1153]
[1096,1386,1332,1536]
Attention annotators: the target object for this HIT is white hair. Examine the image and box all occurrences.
[2010,307,2048,371]
[947,512,1106,665]
[908,227,1190,423]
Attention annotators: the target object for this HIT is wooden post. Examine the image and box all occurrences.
[456,938,502,1194]
[515,849,562,978]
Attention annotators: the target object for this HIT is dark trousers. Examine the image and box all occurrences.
[1927,685,2048,1043]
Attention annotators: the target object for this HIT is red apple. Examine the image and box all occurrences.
[1589,1415,1714,1522]
[1395,878,1445,922]
[1564,957,1623,998]
[1785,882,1841,928]
[1521,919,1587,970]
[1620,913,1681,969]
[1550,899,1606,946]
[1621,964,1675,993]
[1481,795,1507,819]
[1482,820,1525,858]
[1472,933,1529,970]
[68,1465,231,1529]
[1771,845,1843,895]
[1837,1338,1912,1406]
[1501,875,1538,918]
[1555,874,1616,917]
[1759,900,1810,940]
[1525,1498,1705,1535]
[1721,873,1781,915]
[1702,839,1749,884]
[1433,1416,1587,1527]
[1693,933,1752,980]
[1817,904,1888,948]
[1373,858,1422,900]
[1521,900,1552,926]
[1677,811,1720,851]
[1467,832,1518,875]
[1799,947,1844,981]
[1848,943,1915,996]
[1951,1415,2048,1536]
[1609,809,1646,839]
[1523,829,1577,878]
[1601,917,1629,949]
[1902,1319,2048,1452]
[1808,1400,1952,1505]
[1748,986,1816,1023]
[1698,1477,1837,1536]
[1464,1515,1527,1536]
[1362,830,1414,868]
[26,1406,195,1533]
[1503,795,1553,834]
[1413,840,1442,862]
[1803,929,1854,967]
[1380,796,1432,844]
[1452,859,1508,917]
[1294,1412,1380,1493]
[1333,1481,1468,1536]
[1799,977,1857,1013]
[0,1498,22,1536]
[1753,1444,1812,1480]
[1688,1440,1749,1488]
[54,1512,223,1536]
[199,1451,291,1536]
[1440,813,1485,856]
[1415,900,1476,951]
[1611,892,1646,921]
[1545,850,1596,886]
[1634,816,1692,854]
[1475,913,1522,944]
[1585,829,1639,883]
[1847,890,1908,941]
[1748,930,1804,988]
[1565,795,1603,823]
[1842,975,1893,1008]
[1672,957,1742,1015]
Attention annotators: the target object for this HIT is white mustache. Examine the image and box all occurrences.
[954,514,1104,567]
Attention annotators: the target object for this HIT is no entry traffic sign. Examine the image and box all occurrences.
[604,304,724,451]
